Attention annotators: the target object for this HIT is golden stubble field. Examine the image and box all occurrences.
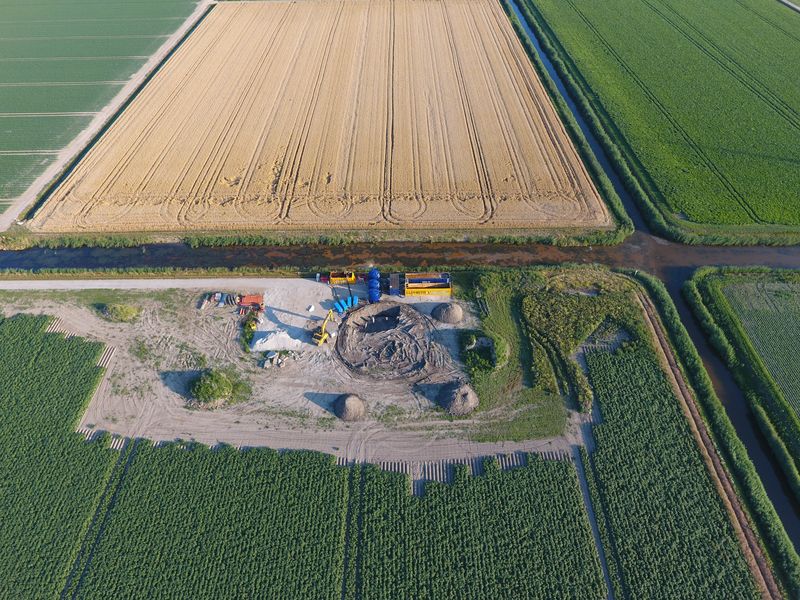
[30,0,611,235]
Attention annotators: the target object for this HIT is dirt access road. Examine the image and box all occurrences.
[30,0,610,235]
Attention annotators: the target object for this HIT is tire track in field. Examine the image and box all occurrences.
[423,3,457,200]
[274,5,334,219]
[158,7,270,226]
[492,1,599,217]
[90,10,243,228]
[563,0,764,225]
[75,6,238,224]
[181,7,289,225]
[463,1,531,198]
[439,0,494,223]
[488,0,595,217]
[150,7,264,201]
[339,2,370,198]
[283,2,345,214]
[644,0,800,132]
[485,0,559,190]
[233,3,317,212]
[731,0,800,44]
[381,0,398,225]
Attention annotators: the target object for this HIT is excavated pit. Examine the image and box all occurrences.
[335,302,447,381]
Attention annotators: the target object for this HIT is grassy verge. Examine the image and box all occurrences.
[684,267,800,503]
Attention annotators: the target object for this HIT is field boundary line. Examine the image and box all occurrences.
[572,446,615,600]
[0,0,215,232]
[777,0,800,15]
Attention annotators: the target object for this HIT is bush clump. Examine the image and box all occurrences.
[98,303,141,323]
[191,369,234,404]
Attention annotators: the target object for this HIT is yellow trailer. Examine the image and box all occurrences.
[404,272,451,296]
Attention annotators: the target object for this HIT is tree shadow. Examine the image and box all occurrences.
[160,369,203,399]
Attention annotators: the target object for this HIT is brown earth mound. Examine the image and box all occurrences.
[439,382,479,416]
[336,302,446,381]
[432,302,463,324]
[333,394,366,422]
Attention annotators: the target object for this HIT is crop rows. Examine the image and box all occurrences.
[584,342,757,598]
[1,292,771,598]
[522,0,800,241]
[0,315,117,598]
[723,280,800,417]
[686,268,800,505]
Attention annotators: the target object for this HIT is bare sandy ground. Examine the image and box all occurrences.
[0,278,583,463]
[30,0,610,234]
[0,0,213,231]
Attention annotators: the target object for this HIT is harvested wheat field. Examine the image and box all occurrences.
[30,0,611,235]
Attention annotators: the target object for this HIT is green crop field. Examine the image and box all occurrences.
[0,314,117,597]
[0,0,198,213]
[687,268,800,503]
[515,0,800,243]
[0,268,780,597]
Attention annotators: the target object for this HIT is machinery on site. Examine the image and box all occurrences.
[312,309,335,346]
[404,272,452,296]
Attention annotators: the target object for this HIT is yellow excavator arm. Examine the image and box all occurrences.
[312,309,334,346]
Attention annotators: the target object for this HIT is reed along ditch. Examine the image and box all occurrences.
[1,0,799,547]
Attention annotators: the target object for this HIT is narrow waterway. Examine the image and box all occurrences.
[0,0,798,546]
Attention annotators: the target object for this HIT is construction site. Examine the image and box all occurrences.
[0,272,584,465]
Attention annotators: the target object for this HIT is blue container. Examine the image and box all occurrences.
[368,268,380,281]
[352,295,359,307]
[368,289,381,303]
[368,279,380,290]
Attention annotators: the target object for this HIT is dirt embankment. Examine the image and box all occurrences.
[29,0,610,235]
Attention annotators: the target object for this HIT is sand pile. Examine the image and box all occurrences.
[432,302,463,324]
[439,382,479,416]
[336,302,446,380]
[333,394,366,422]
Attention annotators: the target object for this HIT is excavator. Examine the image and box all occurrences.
[312,309,334,346]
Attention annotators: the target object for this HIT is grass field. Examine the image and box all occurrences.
[687,268,800,503]
[0,0,198,213]
[30,0,613,237]
[0,271,777,597]
[518,0,800,243]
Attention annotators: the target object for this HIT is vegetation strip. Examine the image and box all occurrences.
[685,267,800,504]
[636,290,777,597]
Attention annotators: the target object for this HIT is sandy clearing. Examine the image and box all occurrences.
[30,0,611,235]
[0,278,584,463]
[0,0,213,231]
